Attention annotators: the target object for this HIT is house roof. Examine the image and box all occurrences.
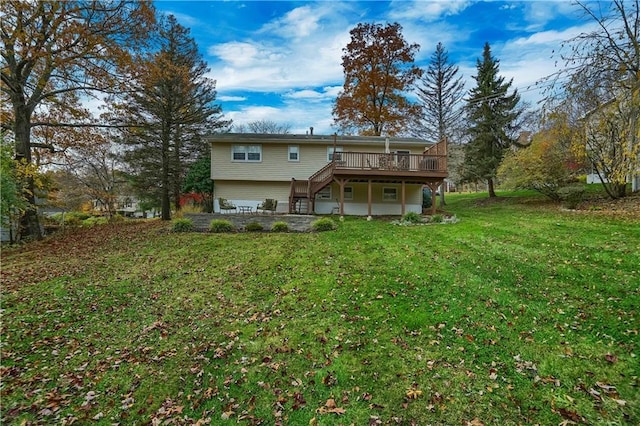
[206,133,434,148]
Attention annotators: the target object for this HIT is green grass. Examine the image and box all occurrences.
[1,192,638,425]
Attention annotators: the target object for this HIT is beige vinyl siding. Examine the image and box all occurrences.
[215,181,290,201]
[212,143,328,181]
[214,181,291,213]
[328,182,422,204]
[211,141,424,182]
[313,182,423,215]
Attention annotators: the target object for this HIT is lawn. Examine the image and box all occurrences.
[1,192,638,425]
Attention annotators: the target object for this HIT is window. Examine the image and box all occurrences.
[288,145,299,161]
[327,146,343,162]
[316,186,332,199]
[382,187,397,201]
[344,186,353,200]
[232,145,262,162]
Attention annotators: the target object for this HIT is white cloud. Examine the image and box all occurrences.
[283,86,341,102]
[219,95,247,102]
[523,1,580,30]
[207,4,351,94]
[259,5,321,39]
[228,103,336,135]
[388,0,471,22]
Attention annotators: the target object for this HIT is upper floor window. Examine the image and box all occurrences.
[232,145,262,162]
[288,145,299,162]
[327,146,343,162]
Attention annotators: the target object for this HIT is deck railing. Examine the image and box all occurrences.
[308,162,336,195]
[334,151,446,173]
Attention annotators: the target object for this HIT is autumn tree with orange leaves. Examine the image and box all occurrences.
[333,22,422,136]
[0,0,155,239]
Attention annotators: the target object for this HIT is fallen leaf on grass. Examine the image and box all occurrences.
[316,398,346,415]
[405,389,423,399]
[555,407,587,424]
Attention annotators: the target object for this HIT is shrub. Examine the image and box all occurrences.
[558,186,585,209]
[402,211,423,224]
[82,216,108,226]
[172,218,194,232]
[311,217,337,232]
[209,219,235,233]
[430,214,444,223]
[245,221,264,232]
[271,221,289,232]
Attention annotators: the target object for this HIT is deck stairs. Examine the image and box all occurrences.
[289,162,336,214]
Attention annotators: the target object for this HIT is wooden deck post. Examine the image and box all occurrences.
[401,181,406,215]
[367,180,372,217]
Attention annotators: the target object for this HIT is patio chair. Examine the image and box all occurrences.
[256,198,277,214]
[218,197,237,214]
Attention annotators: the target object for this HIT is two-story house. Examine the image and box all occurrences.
[208,132,447,216]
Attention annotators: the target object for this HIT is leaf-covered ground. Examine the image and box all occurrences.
[1,193,639,425]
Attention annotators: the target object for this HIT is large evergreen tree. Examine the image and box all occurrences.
[115,15,228,220]
[463,42,522,197]
[416,42,465,206]
[416,42,465,143]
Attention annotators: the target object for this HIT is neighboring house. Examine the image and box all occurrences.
[93,196,148,217]
[208,133,447,216]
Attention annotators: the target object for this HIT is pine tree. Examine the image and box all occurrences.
[463,42,521,197]
[115,15,229,220]
[416,42,465,143]
[416,42,465,205]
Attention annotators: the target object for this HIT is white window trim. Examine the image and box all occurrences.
[316,186,332,200]
[343,186,353,200]
[382,187,397,201]
[232,144,262,162]
[288,145,299,162]
[327,146,343,162]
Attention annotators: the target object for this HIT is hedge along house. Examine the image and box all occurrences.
[208,132,447,216]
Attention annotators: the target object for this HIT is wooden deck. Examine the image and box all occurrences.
[289,140,448,215]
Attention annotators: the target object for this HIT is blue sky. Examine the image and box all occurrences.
[155,0,596,136]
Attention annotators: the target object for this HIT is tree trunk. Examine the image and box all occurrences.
[161,125,171,221]
[172,126,182,212]
[14,102,44,240]
[488,178,497,197]
[439,186,446,206]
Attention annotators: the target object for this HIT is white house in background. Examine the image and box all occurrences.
[207,132,448,216]
[92,196,148,217]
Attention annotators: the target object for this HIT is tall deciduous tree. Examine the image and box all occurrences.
[233,120,291,134]
[333,22,422,136]
[498,111,583,200]
[0,0,155,239]
[463,42,522,197]
[115,15,228,220]
[61,130,125,219]
[546,0,639,196]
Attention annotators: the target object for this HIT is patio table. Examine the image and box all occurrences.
[238,206,253,214]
